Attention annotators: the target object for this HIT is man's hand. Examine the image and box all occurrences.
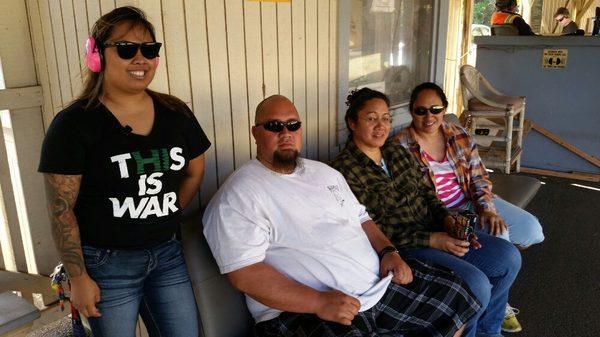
[380,252,413,285]
[430,232,480,257]
[479,211,507,236]
[69,273,101,318]
[313,290,360,325]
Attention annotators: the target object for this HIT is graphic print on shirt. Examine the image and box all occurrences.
[108,147,185,219]
[327,185,346,208]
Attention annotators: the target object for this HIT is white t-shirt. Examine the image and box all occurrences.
[203,158,392,323]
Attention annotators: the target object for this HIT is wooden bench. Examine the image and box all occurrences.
[0,291,40,336]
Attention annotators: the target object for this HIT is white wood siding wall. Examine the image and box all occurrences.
[28,0,340,211]
[0,0,57,275]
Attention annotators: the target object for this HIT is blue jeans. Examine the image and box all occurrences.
[493,197,544,248]
[404,231,521,337]
[83,238,199,337]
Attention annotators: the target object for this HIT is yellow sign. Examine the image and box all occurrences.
[542,49,568,69]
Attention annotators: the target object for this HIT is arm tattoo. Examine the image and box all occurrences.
[44,174,85,277]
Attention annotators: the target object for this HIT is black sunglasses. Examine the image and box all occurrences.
[103,41,162,60]
[556,17,565,22]
[413,105,445,116]
[256,120,302,133]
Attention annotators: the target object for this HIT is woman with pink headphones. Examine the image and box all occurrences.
[39,6,208,336]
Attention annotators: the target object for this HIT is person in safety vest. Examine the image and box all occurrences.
[491,0,535,35]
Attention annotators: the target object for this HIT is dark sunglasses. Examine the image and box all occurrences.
[556,17,565,22]
[256,120,302,133]
[413,105,445,116]
[103,41,162,60]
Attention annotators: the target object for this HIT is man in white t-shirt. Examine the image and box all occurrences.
[203,95,481,337]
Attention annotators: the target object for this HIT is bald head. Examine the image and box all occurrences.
[255,95,294,124]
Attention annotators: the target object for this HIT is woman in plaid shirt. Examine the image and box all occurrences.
[331,88,522,337]
[393,82,544,250]
[393,83,545,334]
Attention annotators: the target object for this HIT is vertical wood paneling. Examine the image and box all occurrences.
[291,0,307,157]
[328,0,338,160]
[116,0,137,7]
[243,1,263,158]
[162,0,191,104]
[99,0,115,15]
[317,0,329,162]
[1,0,57,275]
[141,0,170,94]
[26,0,54,129]
[184,0,218,206]
[86,0,101,32]
[225,0,252,168]
[206,0,235,185]
[277,3,293,98]
[48,1,72,105]
[261,3,279,97]
[73,0,90,76]
[60,0,83,97]
[305,0,318,160]
[38,0,64,112]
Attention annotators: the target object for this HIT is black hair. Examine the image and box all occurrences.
[408,82,448,112]
[344,88,390,139]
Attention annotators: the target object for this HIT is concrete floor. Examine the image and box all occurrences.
[508,174,600,337]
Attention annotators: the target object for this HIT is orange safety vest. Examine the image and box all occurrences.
[491,11,520,25]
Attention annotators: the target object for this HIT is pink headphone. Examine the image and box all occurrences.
[85,36,102,73]
[84,36,160,73]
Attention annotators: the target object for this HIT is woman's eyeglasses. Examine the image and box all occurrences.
[256,120,302,133]
[103,41,162,60]
[556,16,565,22]
[359,115,393,125]
[413,106,445,116]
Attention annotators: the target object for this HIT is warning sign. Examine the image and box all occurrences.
[542,49,568,69]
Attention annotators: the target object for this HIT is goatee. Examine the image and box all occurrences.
[273,149,299,172]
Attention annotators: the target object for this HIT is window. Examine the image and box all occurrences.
[347,0,435,106]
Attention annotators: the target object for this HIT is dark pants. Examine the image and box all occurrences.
[256,258,480,337]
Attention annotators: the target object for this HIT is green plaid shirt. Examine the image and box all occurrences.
[331,139,450,250]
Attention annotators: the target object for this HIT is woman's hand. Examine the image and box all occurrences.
[69,273,101,318]
[479,211,507,236]
[430,232,480,257]
[380,252,413,285]
[443,214,467,239]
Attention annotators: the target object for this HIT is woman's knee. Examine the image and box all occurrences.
[460,268,492,309]
[498,239,522,275]
[515,213,545,247]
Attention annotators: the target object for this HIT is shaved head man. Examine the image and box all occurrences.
[252,95,302,173]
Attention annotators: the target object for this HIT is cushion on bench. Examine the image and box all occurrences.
[181,213,253,337]
[489,173,541,209]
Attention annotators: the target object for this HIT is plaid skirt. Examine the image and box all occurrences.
[255,258,481,337]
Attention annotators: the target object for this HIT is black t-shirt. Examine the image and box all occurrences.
[39,98,211,249]
[562,21,578,35]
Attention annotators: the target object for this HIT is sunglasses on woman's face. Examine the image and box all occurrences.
[256,120,302,133]
[103,41,162,60]
[413,105,445,116]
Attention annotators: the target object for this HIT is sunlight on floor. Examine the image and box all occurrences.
[571,183,600,192]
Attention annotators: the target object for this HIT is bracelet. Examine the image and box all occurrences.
[378,246,399,260]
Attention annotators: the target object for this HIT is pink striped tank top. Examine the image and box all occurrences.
[424,152,468,209]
